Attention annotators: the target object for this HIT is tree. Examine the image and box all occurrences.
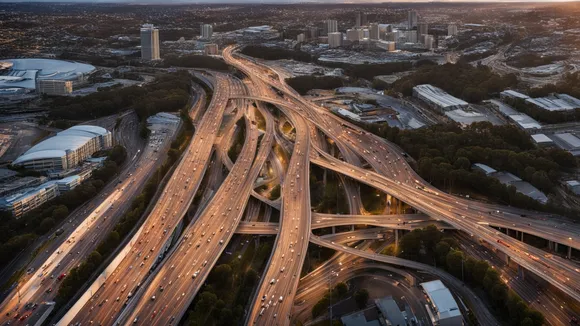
[483,268,501,292]
[435,241,450,265]
[52,205,69,221]
[209,264,233,290]
[445,250,464,277]
[334,282,348,299]
[453,157,471,170]
[38,217,56,234]
[354,289,369,309]
[472,260,490,286]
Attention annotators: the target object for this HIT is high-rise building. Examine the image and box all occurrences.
[309,27,319,40]
[140,24,160,61]
[297,33,306,43]
[423,35,435,50]
[346,29,363,42]
[355,12,367,27]
[418,22,429,38]
[369,23,380,40]
[201,24,213,40]
[328,32,343,48]
[326,20,338,34]
[448,24,459,36]
[408,10,418,30]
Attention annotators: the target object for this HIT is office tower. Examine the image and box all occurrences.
[309,27,319,40]
[201,24,213,39]
[346,29,363,42]
[386,24,393,33]
[408,10,418,30]
[448,24,458,36]
[321,21,328,36]
[361,13,368,26]
[418,23,429,38]
[424,35,435,50]
[328,32,343,48]
[326,20,338,34]
[369,23,380,40]
[297,33,306,43]
[204,44,219,55]
[140,24,160,60]
[355,12,361,27]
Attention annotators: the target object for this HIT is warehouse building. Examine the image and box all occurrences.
[413,84,469,112]
[420,280,462,326]
[12,125,112,172]
[525,94,580,112]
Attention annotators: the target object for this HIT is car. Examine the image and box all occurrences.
[57,273,66,281]
[151,296,156,301]
[270,279,276,285]
[46,288,53,293]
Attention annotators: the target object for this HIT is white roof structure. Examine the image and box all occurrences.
[0,58,95,90]
[420,280,461,321]
[472,163,496,175]
[13,125,109,164]
[531,134,553,144]
[413,84,468,109]
[509,114,542,130]
[525,94,580,112]
[500,90,529,100]
[555,133,580,149]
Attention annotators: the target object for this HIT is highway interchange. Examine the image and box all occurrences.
[2,46,580,326]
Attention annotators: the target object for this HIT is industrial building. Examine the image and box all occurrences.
[420,280,462,326]
[525,94,580,112]
[140,24,161,61]
[531,134,554,147]
[500,90,529,101]
[413,84,469,112]
[12,125,112,172]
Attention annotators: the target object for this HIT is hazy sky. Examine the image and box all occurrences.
[0,0,577,2]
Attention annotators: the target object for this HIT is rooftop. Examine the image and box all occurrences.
[525,94,580,112]
[531,134,553,144]
[0,59,95,90]
[413,84,469,109]
[13,125,109,164]
[420,280,461,321]
[501,90,530,100]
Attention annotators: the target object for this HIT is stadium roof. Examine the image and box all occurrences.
[13,125,109,165]
[413,84,469,109]
[0,58,95,90]
[420,280,461,321]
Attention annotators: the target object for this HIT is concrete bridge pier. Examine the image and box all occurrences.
[517,265,525,280]
[568,246,572,259]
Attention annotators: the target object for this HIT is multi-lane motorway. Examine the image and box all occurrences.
[4,45,580,326]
